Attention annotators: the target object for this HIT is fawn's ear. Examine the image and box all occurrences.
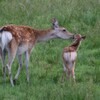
[82,36,86,40]
[52,18,59,29]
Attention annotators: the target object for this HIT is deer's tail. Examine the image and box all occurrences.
[0,27,12,51]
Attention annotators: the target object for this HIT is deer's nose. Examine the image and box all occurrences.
[72,34,75,39]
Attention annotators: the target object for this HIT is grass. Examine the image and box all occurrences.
[0,0,100,100]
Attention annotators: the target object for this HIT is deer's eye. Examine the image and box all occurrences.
[62,29,66,32]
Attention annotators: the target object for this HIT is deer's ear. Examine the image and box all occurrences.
[52,18,59,29]
[82,36,86,40]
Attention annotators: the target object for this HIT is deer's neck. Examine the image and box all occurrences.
[34,28,56,42]
[70,39,81,51]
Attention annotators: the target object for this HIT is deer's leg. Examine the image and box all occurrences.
[62,61,71,81]
[25,50,30,82]
[7,51,17,87]
[0,48,6,85]
[71,68,75,81]
[62,63,67,82]
[6,40,18,87]
[67,68,71,80]
[0,48,1,59]
[71,62,76,82]
[14,55,23,84]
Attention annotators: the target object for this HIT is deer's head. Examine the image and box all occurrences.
[74,34,86,41]
[51,18,74,39]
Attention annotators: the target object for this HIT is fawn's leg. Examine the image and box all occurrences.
[71,62,76,82]
[62,61,71,81]
[62,63,67,82]
[67,68,71,80]
[14,55,23,83]
[71,68,75,82]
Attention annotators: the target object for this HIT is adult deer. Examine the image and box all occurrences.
[0,18,74,86]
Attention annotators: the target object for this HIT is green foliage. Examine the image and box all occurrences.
[0,0,100,100]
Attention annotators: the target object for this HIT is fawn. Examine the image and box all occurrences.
[0,18,75,86]
[62,34,86,82]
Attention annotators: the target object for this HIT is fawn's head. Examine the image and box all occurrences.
[74,34,86,41]
[51,18,74,39]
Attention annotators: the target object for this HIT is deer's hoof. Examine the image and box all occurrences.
[13,79,16,85]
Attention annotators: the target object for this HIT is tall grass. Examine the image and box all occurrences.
[0,0,100,100]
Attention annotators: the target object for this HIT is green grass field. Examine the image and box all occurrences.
[0,0,100,100]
